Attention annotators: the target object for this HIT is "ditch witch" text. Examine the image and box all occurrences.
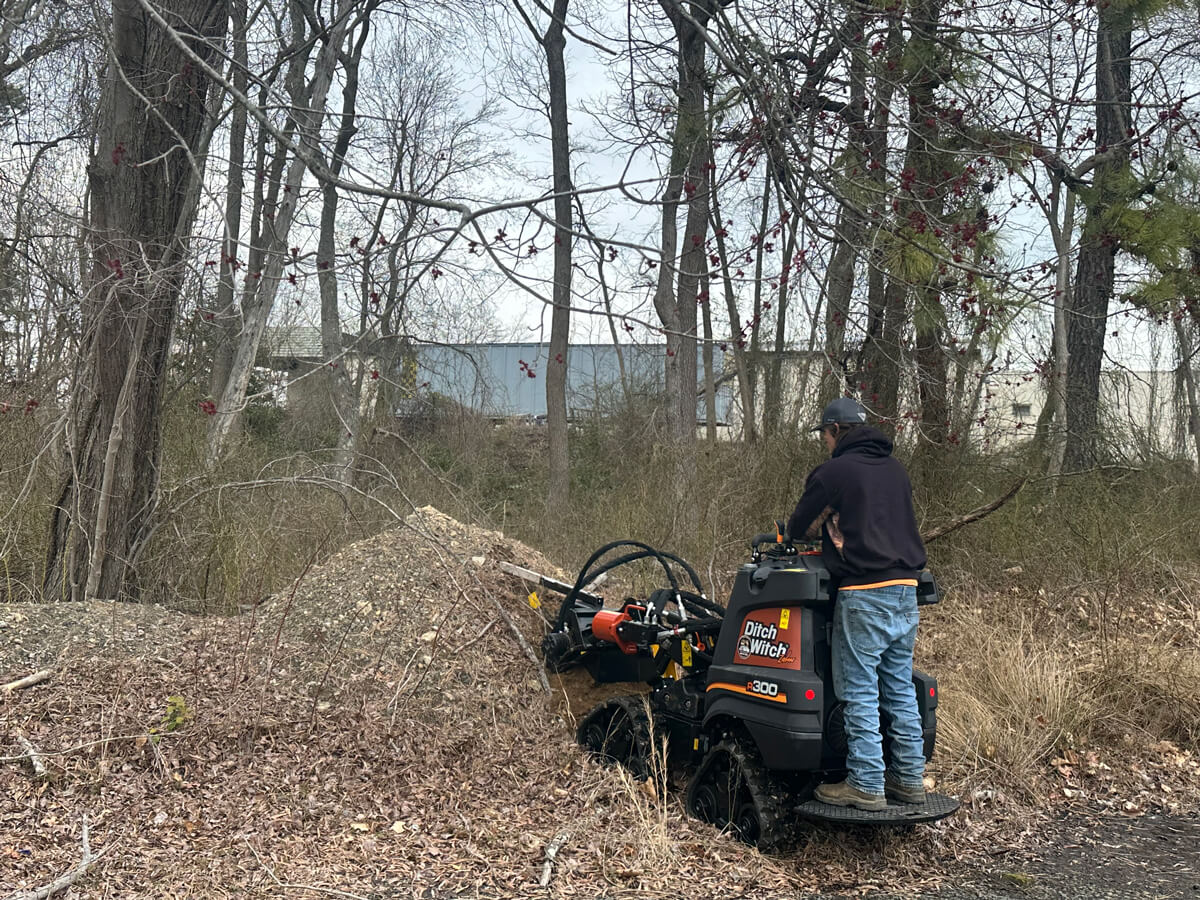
[739,620,791,660]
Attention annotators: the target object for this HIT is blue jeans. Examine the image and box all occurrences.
[832,583,925,795]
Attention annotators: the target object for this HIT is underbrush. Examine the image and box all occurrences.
[929,591,1200,806]
[3,397,1198,815]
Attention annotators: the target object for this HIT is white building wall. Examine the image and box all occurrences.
[979,369,1197,461]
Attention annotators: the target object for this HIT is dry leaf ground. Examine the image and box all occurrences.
[2,507,1198,898]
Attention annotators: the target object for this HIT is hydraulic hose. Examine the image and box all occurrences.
[553,540,720,631]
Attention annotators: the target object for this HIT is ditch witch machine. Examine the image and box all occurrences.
[508,529,959,850]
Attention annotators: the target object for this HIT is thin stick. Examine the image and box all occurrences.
[2,669,53,692]
[921,477,1027,545]
[15,734,46,778]
[539,832,570,888]
[2,816,105,900]
[0,731,176,763]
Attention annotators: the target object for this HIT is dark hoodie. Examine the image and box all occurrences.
[786,426,926,589]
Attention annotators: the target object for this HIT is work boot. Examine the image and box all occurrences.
[884,772,926,805]
[814,780,887,811]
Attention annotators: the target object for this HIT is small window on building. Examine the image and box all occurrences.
[1012,403,1032,419]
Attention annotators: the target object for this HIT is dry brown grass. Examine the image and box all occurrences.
[922,584,1200,813]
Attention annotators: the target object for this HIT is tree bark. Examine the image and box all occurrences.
[44,0,228,602]
[821,16,868,410]
[1175,317,1200,465]
[904,0,949,456]
[709,159,756,442]
[654,0,711,491]
[317,15,373,485]
[823,206,858,408]
[762,198,799,437]
[206,0,357,464]
[535,0,574,512]
[1064,4,1131,470]
[207,0,247,400]
[858,9,903,427]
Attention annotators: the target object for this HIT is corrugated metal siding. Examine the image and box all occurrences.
[414,343,729,422]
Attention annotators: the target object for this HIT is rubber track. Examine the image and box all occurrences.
[686,737,796,852]
[576,695,654,779]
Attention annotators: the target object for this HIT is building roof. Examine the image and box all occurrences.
[260,327,358,364]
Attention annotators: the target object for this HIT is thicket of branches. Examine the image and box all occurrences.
[1,0,1199,603]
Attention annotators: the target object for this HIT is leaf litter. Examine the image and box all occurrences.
[1,507,1197,898]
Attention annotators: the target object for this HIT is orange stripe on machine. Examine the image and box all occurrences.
[706,680,788,703]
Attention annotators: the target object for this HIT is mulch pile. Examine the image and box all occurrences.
[1,508,1195,898]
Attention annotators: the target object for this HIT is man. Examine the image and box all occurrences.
[786,397,928,811]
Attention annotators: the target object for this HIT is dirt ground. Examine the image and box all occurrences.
[2,507,1197,899]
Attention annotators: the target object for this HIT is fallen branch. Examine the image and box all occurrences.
[3,815,105,900]
[0,731,178,763]
[921,477,1027,545]
[539,832,570,888]
[2,669,53,693]
[15,734,46,778]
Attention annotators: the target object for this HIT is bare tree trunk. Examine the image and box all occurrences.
[823,207,857,407]
[208,0,247,400]
[1175,317,1200,465]
[905,0,949,457]
[858,10,902,426]
[1065,4,1131,470]
[44,0,228,602]
[518,0,574,512]
[762,189,799,438]
[317,15,374,485]
[1048,183,1076,476]
[747,175,771,416]
[709,162,756,442]
[701,279,716,444]
[821,17,867,409]
[654,0,712,500]
[206,0,357,464]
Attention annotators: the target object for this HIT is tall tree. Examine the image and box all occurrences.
[654,0,714,479]
[1064,1,1133,469]
[315,9,378,485]
[44,0,228,601]
[515,0,574,511]
[205,0,360,464]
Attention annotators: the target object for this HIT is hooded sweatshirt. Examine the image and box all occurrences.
[786,426,926,589]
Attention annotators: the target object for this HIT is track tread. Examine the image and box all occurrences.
[685,737,795,852]
[576,695,654,779]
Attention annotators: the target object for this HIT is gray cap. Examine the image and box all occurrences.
[810,397,868,432]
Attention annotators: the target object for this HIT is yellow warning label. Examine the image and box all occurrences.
[528,591,540,610]
[681,641,693,667]
[779,608,791,630]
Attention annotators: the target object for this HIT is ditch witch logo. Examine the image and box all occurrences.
[736,620,791,661]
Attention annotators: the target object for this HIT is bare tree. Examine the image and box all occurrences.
[1064,3,1133,469]
[653,0,714,493]
[44,0,228,601]
[205,0,364,464]
[514,0,575,511]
